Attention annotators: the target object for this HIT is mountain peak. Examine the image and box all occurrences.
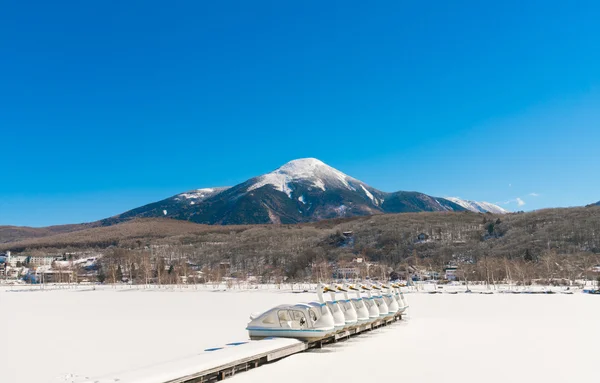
[277,158,347,179]
[248,158,356,197]
[278,157,326,170]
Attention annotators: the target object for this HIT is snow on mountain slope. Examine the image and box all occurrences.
[247,158,357,197]
[176,188,229,201]
[444,197,508,214]
[107,187,230,223]
[360,184,377,205]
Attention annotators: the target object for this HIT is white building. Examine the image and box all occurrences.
[8,254,62,267]
[8,254,27,267]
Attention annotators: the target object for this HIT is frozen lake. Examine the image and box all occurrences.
[1,285,598,383]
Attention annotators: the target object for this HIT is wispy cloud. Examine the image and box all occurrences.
[529,192,540,197]
[498,197,527,207]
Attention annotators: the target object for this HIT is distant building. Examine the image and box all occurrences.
[219,262,231,276]
[334,265,359,279]
[0,252,8,275]
[8,254,28,267]
[416,233,429,242]
[8,253,62,267]
[35,268,74,283]
[445,265,458,281]
[412,269,440,281]
[586,265,600,280]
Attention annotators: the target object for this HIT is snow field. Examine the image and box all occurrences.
[232,293,599,383]
[1,286,598,383]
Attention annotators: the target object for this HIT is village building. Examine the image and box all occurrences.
[444,265,459,281]
[416,233,429,242]
[334,265,359,279]
[35,267,74,283]
[7,253,63,267]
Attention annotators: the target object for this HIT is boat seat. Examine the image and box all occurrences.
[281,321,293,329]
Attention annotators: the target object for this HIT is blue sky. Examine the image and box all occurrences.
[1,1,599,227]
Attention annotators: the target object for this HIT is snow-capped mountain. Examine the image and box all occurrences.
[248,158,380,200]
[110,158,506,225]
[247,158,386,205]
[443,197,508,214]
[183,158,389,224]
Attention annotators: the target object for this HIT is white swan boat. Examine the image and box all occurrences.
[332,284,359,329]
[246,303,336,341]
[246,282,407,341]
[391,283,409,313]
[345,284,371,324]
[369,284,394,320]
[317,284,346,331]
[359,285,384,320]
[378,283,400,314]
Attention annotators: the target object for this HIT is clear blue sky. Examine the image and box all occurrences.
[2,1,599,227]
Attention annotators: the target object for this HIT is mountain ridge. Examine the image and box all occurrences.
[444,197,508,214]
[110,158,506,225]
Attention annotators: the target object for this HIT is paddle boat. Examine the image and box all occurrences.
[333,284,359,329]
[391,283,409,313]
[379,283,400,314]
[317,284,346,331]
[359,284,384,320]
[369,284,394,320]
[246,303,336,341]
[345,284,371,324]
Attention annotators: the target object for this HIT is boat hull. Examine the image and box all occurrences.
[247,327,334,341]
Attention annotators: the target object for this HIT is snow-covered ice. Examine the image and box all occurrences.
[2,285,294,383]
[231,292,599,383]
[2,285,598,383]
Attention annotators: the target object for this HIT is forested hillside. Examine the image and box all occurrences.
[3,206,599,283]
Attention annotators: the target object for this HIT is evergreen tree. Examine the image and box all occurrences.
[97,266,106,283]
[487,223,495,235]
[524,249,534,262]
[116,265,123,282]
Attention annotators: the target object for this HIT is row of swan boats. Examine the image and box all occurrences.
[247,283,409,341]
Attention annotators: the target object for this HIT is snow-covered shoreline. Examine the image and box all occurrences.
[1,280,594,294]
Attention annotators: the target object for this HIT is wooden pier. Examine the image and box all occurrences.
[81,314,403,383]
